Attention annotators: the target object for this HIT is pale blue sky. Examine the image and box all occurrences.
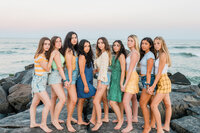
[0,0,200,40]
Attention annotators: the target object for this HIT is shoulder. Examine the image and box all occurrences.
[119,54,125,60]
[102,51,109,58]
[79,55,86,60]
[147,51,155,59]
[159,52,167,61]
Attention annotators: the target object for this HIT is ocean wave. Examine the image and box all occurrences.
[13,47,26,50]
[172,46,200,49]
[171,52,198,57]
[0,51,17,54]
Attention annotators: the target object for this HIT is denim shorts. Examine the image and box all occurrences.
[99,73,110,85]
[65,69,78,85]
[48,70,62,85]
[31,73,48,96]
[141,74,155,89]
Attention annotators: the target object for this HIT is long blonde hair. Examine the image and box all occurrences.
[96,37,112,65]
[34,37,51,60]
[128,35,140,52]
[154,36,171,67]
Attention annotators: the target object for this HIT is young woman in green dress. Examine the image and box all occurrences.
[108,40,127,130]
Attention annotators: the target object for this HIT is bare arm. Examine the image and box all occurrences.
[146,58,154,87]
[65,50,73,83]
[39,52,56,72]
[123,52,139,88]
[148,53,167,94]
[118,54,126,88]
[54,51,66,81]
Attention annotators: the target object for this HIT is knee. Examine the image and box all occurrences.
[164,102,171,109]
[102,96,108,103]
[60,97,66,105]
[46,101,51,109]
[109,101,115,107]
[93,98,99,106]
[51,95,57,101]
[139,100,145,109]
[71,97,77,105]
[150,103,157,111]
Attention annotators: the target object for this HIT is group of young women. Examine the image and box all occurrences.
[30,31,172,133]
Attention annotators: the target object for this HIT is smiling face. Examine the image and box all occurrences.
[54,37,62,50]
[97,39,105,51]
[71,34,78,46]
[84,42,90,54]
[43,40,51,52]
[154,39,162,51]
[141,40,151,52]
[127,37,135,49]
[113,42,121,53]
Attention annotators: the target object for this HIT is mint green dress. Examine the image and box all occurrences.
[108,57,123,102]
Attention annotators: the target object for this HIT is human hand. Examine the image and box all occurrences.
[147,86,154,95]
[84,86,89,93]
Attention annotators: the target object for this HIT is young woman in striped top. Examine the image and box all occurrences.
[30,37,56,133]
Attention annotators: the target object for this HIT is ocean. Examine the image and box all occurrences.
[0,38,199,85]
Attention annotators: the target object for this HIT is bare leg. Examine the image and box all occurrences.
[66,84,77,132]
[90,96,96,125]
[91,81,107,131]
[122,92,133,133]
[139,89,152,133]
[30,94,40,128]
[37,91,52,133]
[66,92,77,124]
[132,94,138,123]
[150,96,156,128]
[109,101,123,130]
[102,87,109,122]
[162,94,171,132]
[77,98,89,125]
[51,84,66,130]
[150,93,165,133]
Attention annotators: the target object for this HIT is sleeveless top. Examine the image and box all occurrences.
[65,52,78,71]
[52,53,65,70]
[140,51,155,75]
[126,51,139,71]
[155,58,168,74]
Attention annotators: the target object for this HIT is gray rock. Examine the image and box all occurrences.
[171,115,200,133]
[0,86,11,114]
[20,69,34,85]
[25,64,34,70]
[198,83,200,88]
[2,81,15,95]
[12,70,27,84]
[7,84,32,112]
[170,72,191,85]
[186,106,200,116]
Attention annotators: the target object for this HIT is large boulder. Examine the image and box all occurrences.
[12,71,27,84]
[170,72,191,85]
[7,84,32,112]
[1,81,15,95]
[20,69,34,85]
[25,64,34,70]
[0,86,13,114]
[171,115,200,133]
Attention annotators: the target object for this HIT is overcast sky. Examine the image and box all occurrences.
[0,0,200,40]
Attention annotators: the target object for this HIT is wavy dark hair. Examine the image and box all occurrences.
[78,39,93,68]
[112,40,127,62]
[50,36,62,53]
[34,37,51,60]
[62,31,78,56]
[139,37,156,61]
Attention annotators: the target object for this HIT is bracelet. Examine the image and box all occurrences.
[145,82,150,85]
[63,79,67,83]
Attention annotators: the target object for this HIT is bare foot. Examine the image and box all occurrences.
[112,119,118,123]
[89,119,96,125]
[132,118,138,123]
[52,121,63,130]
[40,124,52,133]
[58,119,64,123]
[114,120,124,130]
[78,121,89,125]
[30,123,40,128]
[121,126,133,133]
[91,121,102,131]
[162,126,170,132]
[102,118,109,123]
[142,127,151,133]
[66,121,76,132]
[71,117,77,124]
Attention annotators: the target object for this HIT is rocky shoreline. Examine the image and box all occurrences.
[0,61,200,132]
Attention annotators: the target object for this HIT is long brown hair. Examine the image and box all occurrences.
[96,37,112,65]
[50,36,62,53]
[154,36,171,67]
[34,37,51,60]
